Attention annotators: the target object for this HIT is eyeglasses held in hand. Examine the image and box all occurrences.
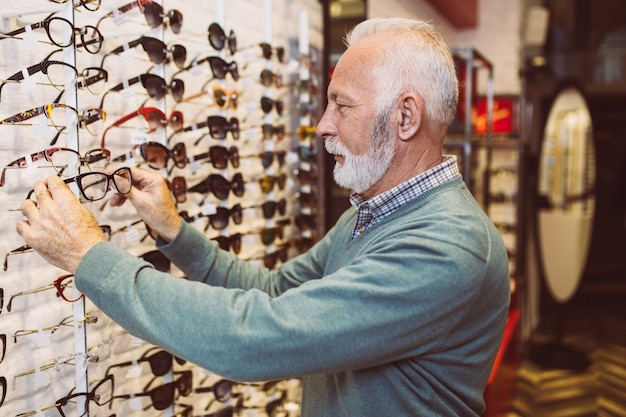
[207,22,237,55]
[25,167,132,203]
[0,60,108,102]
[1,146,111,187]
[100,73,184,108]
[187,173,245,200]
[100,106,183,148]
[0,15,103,53]
[102,36,186,70]
[110,141,187,171]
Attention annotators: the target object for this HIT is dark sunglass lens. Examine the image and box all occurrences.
[143,38,167,64]
[172,142,187,167]
[171,45,186,69]
[207,116,227,139]
[208,22,226,50]
[210,208,230,230]
[142,143,169,169]
[209,175,230,200]
[260,43,272,60]
[231,173,244,197]
[230,147,240,168]
[208,57,227,79]
[231,204,242,224]
[170,79,185,102]
[143,3,163,28]
[169,10,183,34]
[142,74,167,100]
[228,30,237,55]
[209,146,228,170]
[170,111,184,131]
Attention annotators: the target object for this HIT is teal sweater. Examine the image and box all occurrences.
[75,176,510,416]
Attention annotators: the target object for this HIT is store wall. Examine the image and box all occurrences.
[369,0,523,96]
[0,0,323,416]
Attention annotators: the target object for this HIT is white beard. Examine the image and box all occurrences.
[324,114,395,193]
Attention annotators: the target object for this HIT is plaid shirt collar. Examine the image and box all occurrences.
[348,155,459,238]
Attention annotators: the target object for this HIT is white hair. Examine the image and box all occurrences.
[345,18,459,125]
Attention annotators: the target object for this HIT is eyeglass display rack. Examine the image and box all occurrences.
[0,0,323,416]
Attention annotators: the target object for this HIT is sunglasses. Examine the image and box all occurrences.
[1,146,111,187]
[182,116,240,141]
[192,56,239,81]
[113,370,191,411]
[264,246,288,269]
[260,150,287,169]
[260,199,287,219]
[258,173,287,194]
[0,15,103,53]
[207,22,237,55]
[104,36,186,69]
[110,142,187,171]
[212,233,242,254]
[141,250,171,272]
[143,2,183,34]
[261,123,286,141]
[260,225,285,246]
[180,204,242,231]
[195,377,236,403]
[0,60,108,102]
[25,167,132,203]
[101,73,184,108]
[260,69,283,88]
[105,347,185,378]
[101,106,183,148]
[191,145,240,170]
[188,173,245,200]
[261,96,284,116]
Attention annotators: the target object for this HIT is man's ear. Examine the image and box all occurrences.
[397,93,422,141]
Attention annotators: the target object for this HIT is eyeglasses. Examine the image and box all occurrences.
[188,173,245,200]
[182,116,240,141]
[109,142,187,171]
[191,145,240,170]
[258,173,287,194]
[0,60,108,102]
[1,147,111,188]
[110,218,159,243]
[18,374,114,417]
[261,96,284,116]
[0,15,103,53]
[143,2,183,34]
[54,274,84,303]
[105,347,185,377]
[3,226,110,272]
[50,0,102,11]
[112,370,191,411]
[212,233,242,254]
[0,103,106,135]
[100,106,183,148]
[103,36,186,70]
[6,278,74,313]
[100,73,185,108]
[207,22,237,55]
[13,313,97,343]
[25,167,132,203]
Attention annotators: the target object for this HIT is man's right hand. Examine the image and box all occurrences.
[108,167,182,243]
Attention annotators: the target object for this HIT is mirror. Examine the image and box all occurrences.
[537,84,596,304]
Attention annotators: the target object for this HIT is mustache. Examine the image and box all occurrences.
[324,138,347,156]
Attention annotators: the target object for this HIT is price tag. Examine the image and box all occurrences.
[129,395,143,410]
[126,360,142,378]
[121,44,136,61]
[112,8,128,26]
[124,224,140,242]
[23,25,37,48]
[36,328,51,347]
[22,69,36,90]
[121,80,135,99]
[131,336,143,347]
[131,128,148,145]
[191,62,204,77]
[201,202,218,216]
[22,153,39,178]
[188,155,202,173]
[34,366,50,388]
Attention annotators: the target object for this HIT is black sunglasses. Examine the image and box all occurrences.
[188,173,245,200]
[143,2,183,34]
[182,116,240,142]
[103,36,186,69]
[112,370,191,411]
[191,145,240,170]
[181,204,242,231]
[105,347,185,377]
[212,233,242,254]
[101,73,184,108]
[187,56,239,81]
[207,22,237,55]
